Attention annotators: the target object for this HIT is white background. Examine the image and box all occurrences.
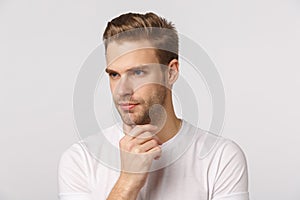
[1,0,300,200]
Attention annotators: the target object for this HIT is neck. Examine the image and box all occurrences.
[155,113,182,144]
[156,93,182,143]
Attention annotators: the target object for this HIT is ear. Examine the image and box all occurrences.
[167,59,179,85]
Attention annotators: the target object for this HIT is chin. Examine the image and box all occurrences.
[121,113,150,126]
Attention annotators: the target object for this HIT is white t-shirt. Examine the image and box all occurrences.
[58,120,249,200]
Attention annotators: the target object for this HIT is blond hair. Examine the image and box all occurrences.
[103,12,178,65]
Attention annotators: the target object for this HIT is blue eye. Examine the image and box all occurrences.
[134,70,144,76]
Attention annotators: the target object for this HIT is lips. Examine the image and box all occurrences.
[119,102,139,110]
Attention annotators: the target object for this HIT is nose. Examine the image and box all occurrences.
[115,76,134,97]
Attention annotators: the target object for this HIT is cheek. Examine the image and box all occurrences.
[134,73,164,88]
[109,83,117,98]
[135,85,162,98]
[109,81,116,92]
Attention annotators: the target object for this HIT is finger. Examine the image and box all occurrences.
[133,134,163,146]
[128,124,158,137]
[147,146,162,160]
[152,135,163,145]
[120,133,159,151]
[119,134,134,146]
[133,139,160,153]
[136,131,154,139]
[122,124,135,136]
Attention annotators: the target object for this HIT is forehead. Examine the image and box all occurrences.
[106,41,159,70]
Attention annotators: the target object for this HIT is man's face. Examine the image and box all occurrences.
[105,41,168,126]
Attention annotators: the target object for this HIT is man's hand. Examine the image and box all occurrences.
[107,124,162,200]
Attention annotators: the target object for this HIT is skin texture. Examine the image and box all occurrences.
[105,40,181,200]
[106,46,167,126]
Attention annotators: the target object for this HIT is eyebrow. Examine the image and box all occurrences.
[105,68,117,74]
[105,64,151,74]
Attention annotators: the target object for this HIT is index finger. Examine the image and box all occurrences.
[128,124,158,138]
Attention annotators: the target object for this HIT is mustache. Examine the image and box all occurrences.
[115,96,142,104]
[118,101,140,105]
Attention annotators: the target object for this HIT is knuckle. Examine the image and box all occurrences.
[127,143,134,151]
[119,138,125,147]
[139,132,152,139]
[133,147,141,153]
[155,146,162,153]
[158,147,162,153]
[151,139,158,146]
[146,131,154,138]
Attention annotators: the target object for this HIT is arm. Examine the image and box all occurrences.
[57,143,92,200]
[107,174,141,200]
[211,140,249,200]
[107,124,162,200]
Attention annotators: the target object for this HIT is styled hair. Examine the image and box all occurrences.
[102,12,179,65]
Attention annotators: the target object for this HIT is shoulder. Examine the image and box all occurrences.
[186,124,249,198]
[58,123,122,171]
[186,122,247,163]
[58,141,92,177]
[57,141,93,194]
[59,141,88,162]
[207,134,248,165]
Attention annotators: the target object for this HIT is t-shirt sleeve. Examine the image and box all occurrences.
[57,143,92,200]
[211,140,249,200]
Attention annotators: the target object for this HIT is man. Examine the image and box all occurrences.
[58,12,249,200]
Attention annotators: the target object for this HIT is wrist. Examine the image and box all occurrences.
[107,176,140,200]
[119,172,145,192]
